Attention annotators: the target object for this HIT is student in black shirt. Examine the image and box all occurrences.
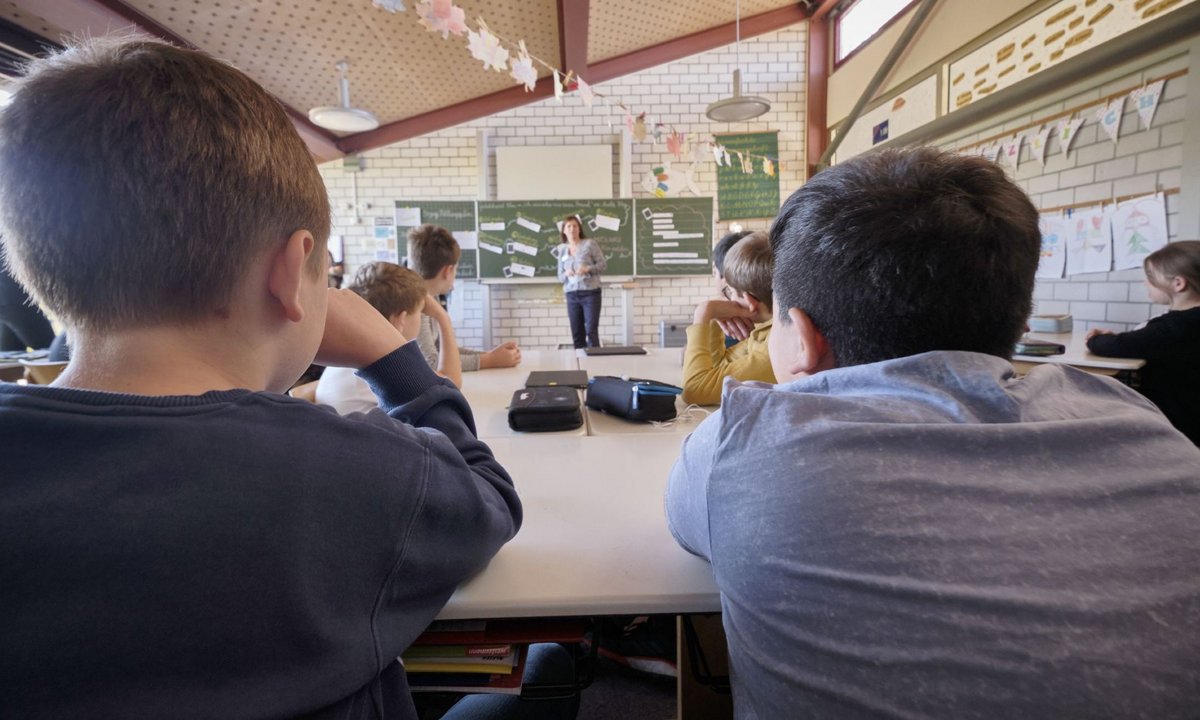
[1088,240,1200,444]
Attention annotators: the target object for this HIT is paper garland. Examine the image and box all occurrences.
[1002,136,1022,168]
[397,0,784,177]
[1030,126,1052,167]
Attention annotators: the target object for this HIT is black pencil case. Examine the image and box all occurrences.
[507,386,583,432]
[585,376,682,423]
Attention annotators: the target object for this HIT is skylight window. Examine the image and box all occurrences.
[836,0,916,63]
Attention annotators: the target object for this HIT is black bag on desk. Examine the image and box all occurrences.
[585,376,682,423]
[507,386,583,432]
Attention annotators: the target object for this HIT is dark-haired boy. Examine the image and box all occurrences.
[0,39,520,718]
[681,231,776,405]
[667,148,1200,717]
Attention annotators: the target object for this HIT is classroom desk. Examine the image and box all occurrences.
[459,350,585,438]
[436,432,719,620]
[1011,333,1145,376]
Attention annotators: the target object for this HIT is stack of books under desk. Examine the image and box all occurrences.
[403,618,592,696]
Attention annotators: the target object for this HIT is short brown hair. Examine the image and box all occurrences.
[723,231,773,309]
[0,38,331,331]
[349,262,426,319]
[407,225,461,279]
[558,215,586,243]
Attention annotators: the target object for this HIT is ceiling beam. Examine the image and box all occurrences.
[339,4,810,154]
[557,0,589,79]
[805,13,829,180]
[338,80,558,155]
[9,0,344,161]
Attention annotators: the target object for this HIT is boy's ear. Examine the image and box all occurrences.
[783,307,833,376]
[439,264,456,283]
[267,230,315,323]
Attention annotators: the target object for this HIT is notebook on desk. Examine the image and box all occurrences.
[583,346,647,356]
[524,370,589,389]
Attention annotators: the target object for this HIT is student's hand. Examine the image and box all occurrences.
[694,299,754,329]
[316,288,406,369]
[716,316,756,342]
[1086,328,1115,340]
[422,294,452,326]
[480,341,522,369]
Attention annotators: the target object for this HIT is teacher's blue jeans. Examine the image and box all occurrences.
[565,289,601,349]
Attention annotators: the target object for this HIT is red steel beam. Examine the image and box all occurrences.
[805,13,829,179]
[557,0,590,79]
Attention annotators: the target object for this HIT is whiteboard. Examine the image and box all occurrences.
[496,145,613,200]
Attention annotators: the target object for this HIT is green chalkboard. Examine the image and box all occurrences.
[394,200,479,279]
[715,131,780,221]
[634,197,714,276]
[476,200,634,280]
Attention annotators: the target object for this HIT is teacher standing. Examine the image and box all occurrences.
[556,215,607,348]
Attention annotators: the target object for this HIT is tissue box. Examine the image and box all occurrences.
[1028,314,1073,333]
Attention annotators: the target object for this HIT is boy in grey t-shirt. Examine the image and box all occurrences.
[667,148,1200,718]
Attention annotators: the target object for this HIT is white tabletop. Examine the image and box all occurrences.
[437,433,719,620]
[460,350,586,438]
[1012,333,1145,372]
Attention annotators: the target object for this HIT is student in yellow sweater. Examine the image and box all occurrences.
[683,231,776,405]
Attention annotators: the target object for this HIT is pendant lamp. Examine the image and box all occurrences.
[706,0,771,122]
[309,61,379,133]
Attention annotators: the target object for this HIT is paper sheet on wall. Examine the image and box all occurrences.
[452,231,478,250]
[1037,213,1067,280]
[395,207,421,227]
[1112,193,1169,271]
[446,286,465,326]
[1066,206,1113,276]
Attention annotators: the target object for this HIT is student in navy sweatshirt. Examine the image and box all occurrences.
[0,39,524,719]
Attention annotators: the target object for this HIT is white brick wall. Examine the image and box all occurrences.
[318,26,806,350]
[940,51,1190,334]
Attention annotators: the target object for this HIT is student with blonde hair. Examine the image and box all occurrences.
[316,261,457,411]
[1087,240,1200,444]
[681,231,776,405]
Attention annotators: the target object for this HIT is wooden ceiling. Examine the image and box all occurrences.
[0,0,813,160]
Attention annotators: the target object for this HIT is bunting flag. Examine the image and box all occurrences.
[632,113,647,141]
[1058,117,1085,157]
[1031,126,1053,167]
[1132,79,1165,130]
[1002,135,1023,168]
[666,131,684,160]
[1095,96,1124,144]
[763,158,775,177]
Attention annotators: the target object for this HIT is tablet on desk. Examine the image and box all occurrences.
[525,370,589,389]
[1015,339,1066,356]
[583,346,648,356]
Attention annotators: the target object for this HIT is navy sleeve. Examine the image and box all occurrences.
[1086,315,1178,361]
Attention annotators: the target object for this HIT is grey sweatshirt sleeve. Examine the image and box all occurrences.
[665,409,720,560]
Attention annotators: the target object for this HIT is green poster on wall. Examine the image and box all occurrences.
[634,197,713,276]
[714,131,780,221]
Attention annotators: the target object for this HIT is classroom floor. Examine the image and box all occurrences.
[578,658,676,720]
